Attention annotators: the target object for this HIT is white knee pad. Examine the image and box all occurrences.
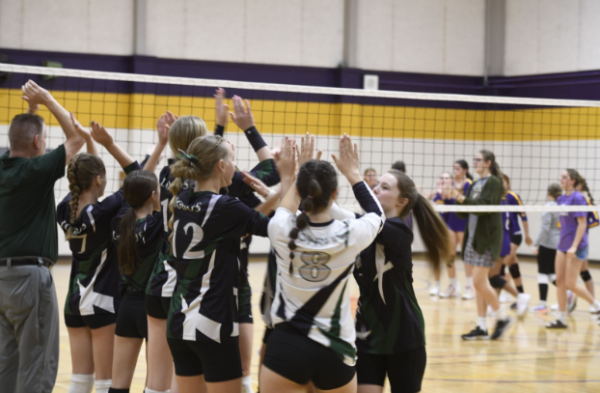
[67,374,94,393]
[95,379,112,393]
[538,273,549,284]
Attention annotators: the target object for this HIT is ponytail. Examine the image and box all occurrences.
[455,159,473,180]
[65,153,106,240]
[412,195,451,274]
[480,150,505,194]
[119,170,158,275]
[288,160,338,275]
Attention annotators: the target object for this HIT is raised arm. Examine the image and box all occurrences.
[214,88,228,136]
[90,122,135,169]
[21,80,84,164]
[70,113,98,156]
[229,95,272,162]
[277,138,300,213]
[143,113,171,172]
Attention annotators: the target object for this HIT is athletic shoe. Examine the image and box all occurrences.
[531,304,548,313]
[510,302,517,310]
[499,291,511,303]
[590,303,600,314]
[567,291,577,313]
[439,284,461,298]
[516,293,531,317]
[491,318,513,340]
[461,326,490,341]
[550,303,559,311]
[546,319,567,329]
[462,286,475,300]
[429,286,440,296]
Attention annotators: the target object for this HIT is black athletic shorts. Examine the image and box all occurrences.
[262,324,355,390]
[356,347,427,393]
[168,338,242,382]
[145,294,171,320]
[64,312,116,329]
[115,291,148,339]
[262,326,274,344]
[537,245,556,275]
[511,234,523,246]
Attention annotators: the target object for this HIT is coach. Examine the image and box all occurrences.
[0,80,84,393]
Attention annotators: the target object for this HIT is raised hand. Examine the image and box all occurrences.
[331,134,361,184]
[215,88,229,127]
[21,80,53,107]
[297,132,322,168]
[242,172,271,198]
[156,111,177,146]
[229,95,254,131]
[70,113,91,141]
[275,138,297,179]
[90,121,114,148]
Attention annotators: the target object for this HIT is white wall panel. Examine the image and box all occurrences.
[444,0,485,75]
[537,0,578,74]
[145,0,186,58]
[88,0,134,55]
[301,0,344,67]
[0,0,24,49]
[504,0,539,76]
[355,0,393,71]
[578,0,600,71]
[392,0,445,74]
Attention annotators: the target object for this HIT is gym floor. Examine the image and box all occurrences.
[51,256,600,392]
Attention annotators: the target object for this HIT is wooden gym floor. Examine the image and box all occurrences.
[51,256,600,392]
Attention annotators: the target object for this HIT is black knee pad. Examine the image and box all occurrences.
[500,264,506,276]
[509,264,521,279]
[581,270,592,282]
[446,256,455,269]
[489,275,507,289]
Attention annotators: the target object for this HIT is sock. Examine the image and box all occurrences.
[242,375,253,390]
[108,389,129,393]
[243,126,267,152]
[558,311,567,325]
[145,389,170,393]
[494,306,507,321]
[434,281,440,288]
[95,380,112,393]
[67,374,94,393]
[593,300,600,309]
[477,317,487,332]
[449,278,458,286]
[466,277,473,288]
[517,285,524,294]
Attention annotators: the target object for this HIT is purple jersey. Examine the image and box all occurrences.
[433,193,450,225]
[446,179,472,232]
[557,191,588,252]
[505,191,527,236]
[584,197,599,229]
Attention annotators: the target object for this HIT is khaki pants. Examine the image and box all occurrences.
[0,265,59,393]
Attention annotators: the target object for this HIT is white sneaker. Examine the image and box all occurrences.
[550,303,559,311]
[499,291,511,303]
[430,285,440,296]
[516,293,531,317]
[439,284,461,298]
[462,286,475,300]
[590,303,600,315]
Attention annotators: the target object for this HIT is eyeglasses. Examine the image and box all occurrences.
[473,158,482,162]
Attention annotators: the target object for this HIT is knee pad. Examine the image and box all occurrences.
[550,274,557,286]
[446,255,455,269]
[581,270,592,282]
[500,264,506,276]
[489,275,507,289]
[537,273,549,285]
[509,264,521,279]
[67,374,94,393]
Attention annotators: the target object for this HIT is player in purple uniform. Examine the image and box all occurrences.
[576,179,597,303]
[547,169,600,329]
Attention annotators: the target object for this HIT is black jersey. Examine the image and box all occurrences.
[112,206,164,293]
[260,248,278,327]
[146,159,279,299]
[354,218,425,354]
[166,189,270,344]
[57,162,140,318]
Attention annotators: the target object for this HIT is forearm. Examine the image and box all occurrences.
[105,142,135,169]
[279,176,300,212]
[254,190,280,215]
[143,141,167,172]
[85,137,98,156]
[45,98,79,141]
[244,126,271,161]
[214,124,225,137]
[522,220,531,238]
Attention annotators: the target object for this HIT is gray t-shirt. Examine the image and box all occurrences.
[534,200,561,249]
[467,176,490,244]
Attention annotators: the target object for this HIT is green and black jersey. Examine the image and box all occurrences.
[354,217,425,354]
[167,189,270,344]
[112,206,164,293]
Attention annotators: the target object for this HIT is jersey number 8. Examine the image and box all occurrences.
[299,252,331,282]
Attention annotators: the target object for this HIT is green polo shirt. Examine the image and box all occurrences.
[0,145,66,262]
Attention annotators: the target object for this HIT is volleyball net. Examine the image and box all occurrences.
[1,63,600,213]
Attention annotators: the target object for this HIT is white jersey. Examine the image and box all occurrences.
[267,181,384,366]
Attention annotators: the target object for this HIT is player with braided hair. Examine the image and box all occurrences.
[57,116,140,393]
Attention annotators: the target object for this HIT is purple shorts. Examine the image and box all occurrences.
[447,213,467,233]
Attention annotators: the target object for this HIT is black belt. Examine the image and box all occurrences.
[0,257,53,268]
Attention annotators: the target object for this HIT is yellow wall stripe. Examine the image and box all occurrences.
[2,88,600,141]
